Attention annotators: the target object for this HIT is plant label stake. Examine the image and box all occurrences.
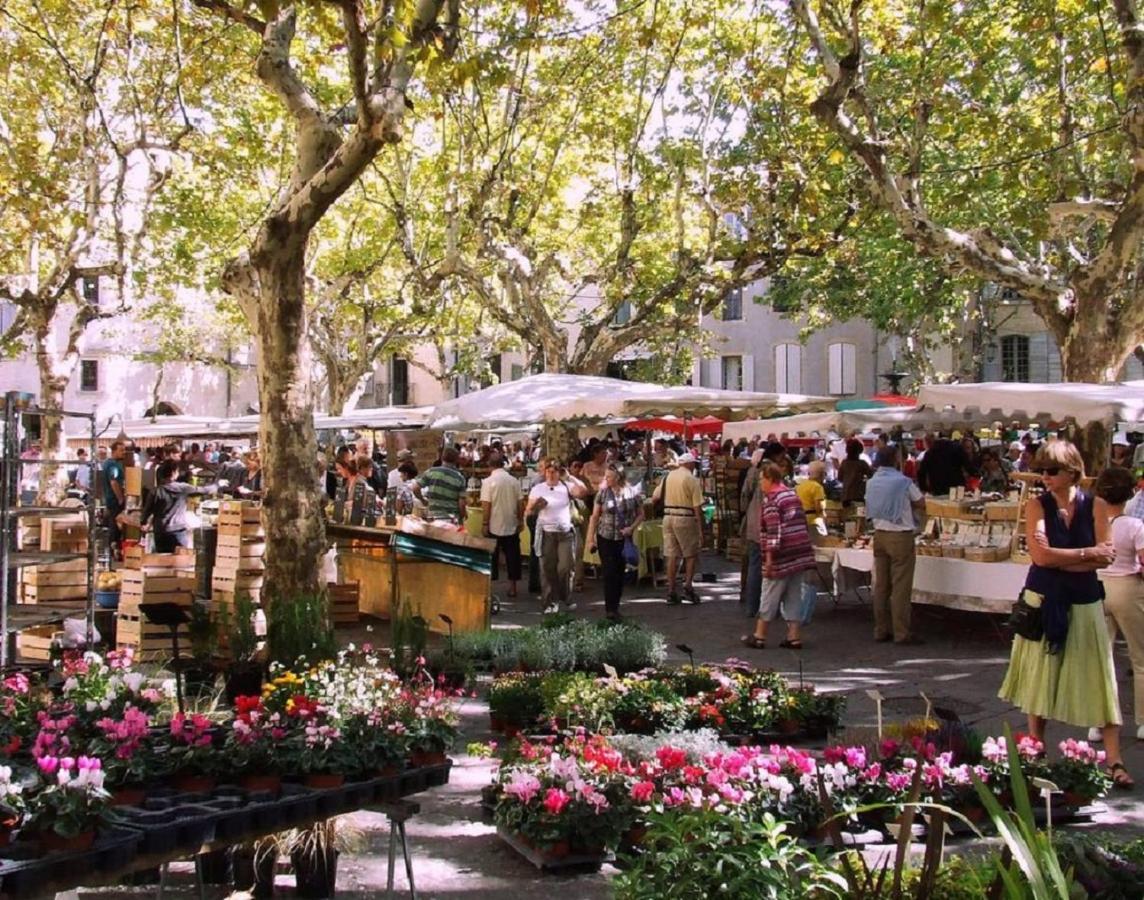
[676,643,695,670]
[920,691,933,728]
[603,663,619,681]
[1031,777,1059,838]
[865,689,885,741]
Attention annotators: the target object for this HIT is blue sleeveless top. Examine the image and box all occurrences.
[1025,491,1103,651]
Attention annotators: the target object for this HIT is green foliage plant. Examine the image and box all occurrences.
[613,809,847,900]
[267,593,337,669]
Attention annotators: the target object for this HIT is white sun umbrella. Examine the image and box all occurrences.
[428,373,835,431]
[916,382,1144,427]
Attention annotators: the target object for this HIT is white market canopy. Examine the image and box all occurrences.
[428,373,836,431]
[916,382,1144,427]
[74,406,432,443]
[721,406,987,440]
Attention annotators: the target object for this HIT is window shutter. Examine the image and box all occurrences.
[828,343,855,395]
[741,354,755,392]
[692,357,704,387]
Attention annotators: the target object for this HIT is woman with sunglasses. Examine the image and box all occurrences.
[998,441,1131,788]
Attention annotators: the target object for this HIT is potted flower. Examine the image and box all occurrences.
[226,696,288,794]
[488,673,546,735]
[167,712,226,792]
[1,671,40,758]
[1048,739,1110,807]
[610,681,687,735]
[90,704,156,805]
[0,764,26,846]
[24,755,110,853]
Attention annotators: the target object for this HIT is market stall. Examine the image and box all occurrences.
[330,517,494,635]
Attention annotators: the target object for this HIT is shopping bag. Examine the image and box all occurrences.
[622,536,640,568]
[797,579,817,626]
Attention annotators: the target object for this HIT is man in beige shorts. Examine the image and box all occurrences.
[653,452,705,604]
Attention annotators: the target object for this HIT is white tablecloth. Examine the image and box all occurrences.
[824,547,1026,614]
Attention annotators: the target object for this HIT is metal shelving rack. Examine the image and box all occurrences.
[1,391,98,667]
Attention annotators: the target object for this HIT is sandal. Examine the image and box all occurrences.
[740,635,766,649]
[1109,762,1135,790]
[779,639,803,650]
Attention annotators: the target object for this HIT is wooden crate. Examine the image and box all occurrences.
[17,624,60,661]
[211,587,263,612]
[327,581,360,625]
[116,614,192,660]
[217,501,264,536]
[21,558,88,586]
[212,571,265,594]
[17,518,40,550]
[125,467,143,497]
[124,547,195,570]
[724,537,745,563]
[20,584,88,603]
[40,516,88,551]
[121,570,195,595]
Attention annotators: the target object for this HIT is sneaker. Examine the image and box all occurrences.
[666,592,682,605]
[1136,724,1144,741]
[543,603,559,615]
[683,586,701,604]
[1088,727,1104,743]
[563,601,577,611]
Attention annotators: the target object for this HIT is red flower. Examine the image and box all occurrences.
[656,746,687,770]
[542,788,570,815]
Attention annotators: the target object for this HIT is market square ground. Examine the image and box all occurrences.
[71,550,1144,898]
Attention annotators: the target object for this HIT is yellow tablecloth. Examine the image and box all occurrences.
[464,508,530,556]
[583,520,664,580]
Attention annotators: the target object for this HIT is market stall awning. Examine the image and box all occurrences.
[316,406,434,431]
[622,416,724,436]
[916,382,1144,427]
[428,374,835,431]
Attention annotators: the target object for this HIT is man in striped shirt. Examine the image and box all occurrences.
[741,461,816,650]
[415,447,468,522]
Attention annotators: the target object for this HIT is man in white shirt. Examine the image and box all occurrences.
[387,449,414,489]
[481,455,524,598]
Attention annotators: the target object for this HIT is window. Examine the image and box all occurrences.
[721,355,743,391]
[612,299,632,326]
[510,363,524,381]
[1000,335,1030,382]
[722,288,743,321]
[827,342,856,395]
[391,357,409,405]
[80,359,99,392]
[0,302,16,333]
[773,343,803,393]
[81,276,101,306]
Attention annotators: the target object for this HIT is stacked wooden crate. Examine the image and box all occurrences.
[116,549,195,659]
[724,536,746,563]
[212,501,266,618]
[19,557,88,606]
[327,581,360,625]
[40,514,89,552]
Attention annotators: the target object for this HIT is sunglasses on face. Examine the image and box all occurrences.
[1038,467,1066,477]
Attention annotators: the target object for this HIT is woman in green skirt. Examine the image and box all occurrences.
[998,440,1132,788]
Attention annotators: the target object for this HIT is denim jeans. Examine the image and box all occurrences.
[744,540,763,618]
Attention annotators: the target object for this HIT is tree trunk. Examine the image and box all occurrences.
[1058,328,1132,383]
[1072,420,1110,478]
[33,317,69,505]
[251,247,325,607]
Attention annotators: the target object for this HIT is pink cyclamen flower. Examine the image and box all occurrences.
[630,781,656,803]
[542,788,570,815]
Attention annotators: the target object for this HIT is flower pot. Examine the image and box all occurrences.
[378,764,402,778]
[543,839,570,859]
[291,847,339,899]
[239,774,282,797]
[173,773,217,794]
[778,717,801,736]
[1061,790,1090,808]
[489,713,503,733]
[38,829,96,854]
[110,785,147,807]
[0,819,16,848]
[304,773,345,789]
[621,825,647,848]
[411,749,447,767]
[231,843,278,898]
[960,804,988,824]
